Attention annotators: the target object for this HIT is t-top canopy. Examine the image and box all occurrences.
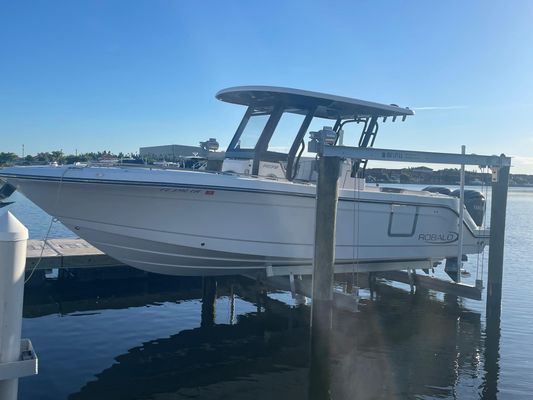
[216,85,414,120]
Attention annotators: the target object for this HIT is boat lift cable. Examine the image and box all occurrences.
[351,159,362,293]
[476,236,480,282]
[481,166,490,280]
[347,119,379,289]
[25,167,69,283]
[475,165,490,282]
[475,166,484,281]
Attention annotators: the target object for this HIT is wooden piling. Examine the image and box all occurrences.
[486,164,510,318]
[201,277,217,328]
[309,156,340,400]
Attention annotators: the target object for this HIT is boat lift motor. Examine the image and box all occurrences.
[200,138,220,152]
[308,127,337,153]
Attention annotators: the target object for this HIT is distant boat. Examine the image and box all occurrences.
[0,86,489,276]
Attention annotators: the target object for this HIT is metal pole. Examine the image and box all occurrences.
[486,163,510,318]
[0,211,29,400]
[457,145,466,283]
[309,155,341,400]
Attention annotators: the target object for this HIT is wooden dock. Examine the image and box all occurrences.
[26,238,124,270]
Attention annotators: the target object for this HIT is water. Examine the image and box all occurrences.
[3,186,533,399]
[7,192,75,239]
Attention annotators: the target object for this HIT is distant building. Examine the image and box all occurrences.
[411,166,433,174]
[139,144,208,161]
[98,154,120,163]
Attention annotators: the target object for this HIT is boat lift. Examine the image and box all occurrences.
[308,128,511,309]
[306,132,511,400]
[263,131,511,304]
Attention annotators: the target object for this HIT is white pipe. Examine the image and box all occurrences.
[457,145,466,283]
[0,211,29,400]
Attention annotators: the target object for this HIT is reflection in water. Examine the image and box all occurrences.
[482,306,501,400]
[331,288,483,399]
[201,277,217,328]
[20,273,495,400]
[68,277,310,400]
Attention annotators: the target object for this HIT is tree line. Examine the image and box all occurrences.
[0,150,140,166]
[366,167,533,187]
[1,152,532,186]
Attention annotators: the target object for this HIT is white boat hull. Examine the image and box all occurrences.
[0,166,488,276]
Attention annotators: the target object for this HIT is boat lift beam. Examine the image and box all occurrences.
[318,145,511,168]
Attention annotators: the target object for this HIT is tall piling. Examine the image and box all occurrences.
[309,156,340,400]
[0,212,29,400]
[486,164,510,318]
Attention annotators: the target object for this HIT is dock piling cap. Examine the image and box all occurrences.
[0,211,29,242]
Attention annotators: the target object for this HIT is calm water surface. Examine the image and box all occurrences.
[3,186,532,399]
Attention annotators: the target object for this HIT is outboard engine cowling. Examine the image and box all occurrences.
[422,186,452,196]
[0,180,16,208]
[0,180,16,200]
[451,189,486,226]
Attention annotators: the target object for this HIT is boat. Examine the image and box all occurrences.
[0,86,489,276]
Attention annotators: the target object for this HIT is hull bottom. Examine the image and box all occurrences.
[63,223,437,276]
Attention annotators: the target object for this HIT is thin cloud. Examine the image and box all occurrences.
[412,105,469,110]
[511,155,533,166]
[510,155,533,174]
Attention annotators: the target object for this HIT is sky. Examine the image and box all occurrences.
[1,1,532,173]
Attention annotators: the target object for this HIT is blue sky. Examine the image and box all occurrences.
[1,1,532,172]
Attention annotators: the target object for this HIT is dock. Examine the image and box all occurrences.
[26,238,123,270]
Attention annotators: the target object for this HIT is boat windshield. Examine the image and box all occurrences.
[238,112,270,149]
[267,112,306,153]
